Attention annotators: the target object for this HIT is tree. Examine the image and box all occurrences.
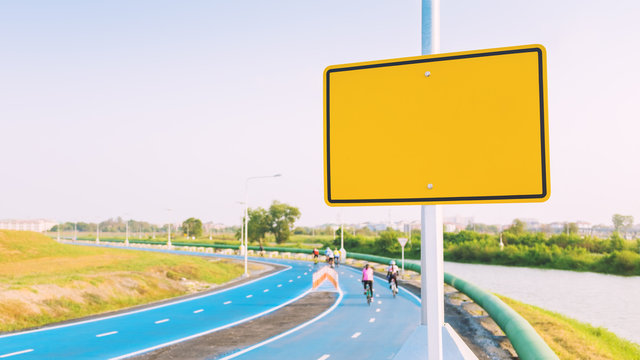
[564,222,578,235]
[612,214,634,234]
[505,219,526,235]
[267,201,301,244]
[246,207,270,246]
[374,228,402,254]
[181,218,203,237]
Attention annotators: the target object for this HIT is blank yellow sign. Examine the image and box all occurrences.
[324,45,549,206]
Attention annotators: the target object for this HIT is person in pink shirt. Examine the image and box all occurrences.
[362,263,374,295]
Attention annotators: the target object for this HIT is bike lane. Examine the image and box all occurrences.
[0,246,315,360]
[221,264,421,360]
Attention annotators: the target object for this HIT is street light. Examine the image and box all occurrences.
[166,209,173,247]
[243,173,281,277]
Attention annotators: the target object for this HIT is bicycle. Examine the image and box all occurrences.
[390,277,398,298]
[364,282,373,305]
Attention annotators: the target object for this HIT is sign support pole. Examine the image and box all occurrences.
[421,205,444,359]
[422,1,442,359]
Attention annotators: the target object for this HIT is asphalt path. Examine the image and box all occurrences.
[0,244,422,359]
[221,264,421,360]
[0,245,315,359]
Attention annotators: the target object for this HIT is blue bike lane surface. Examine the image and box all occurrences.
[222,264,421,360]
[0,245,316,360]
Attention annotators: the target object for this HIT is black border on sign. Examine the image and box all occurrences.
[325,47,547,204]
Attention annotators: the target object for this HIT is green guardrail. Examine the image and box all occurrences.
[67,237,557,359]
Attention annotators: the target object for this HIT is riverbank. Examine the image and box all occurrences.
[0,230,247,332]
[500,296,640,360]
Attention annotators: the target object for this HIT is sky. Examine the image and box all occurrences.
[1,0,639,227]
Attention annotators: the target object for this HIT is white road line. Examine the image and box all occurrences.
[193,309,204,313]
[224,301,232,305]
[297,276,301,279]
[376,294,380,297]
[369,318,376,323]
[0,349,34,358]
[318,355,331,360]
[96,331,118,337]
[288,280,293,282]
[378,300,382,304]
[376,308,381,312]
[277,284,282,287]
[0,259,294,340]
[350,274,353,278]
[155,319,170,324]
[263,289,269,293]
[303,272,308,275]
[218,289,345,360]
[246,295,253,298]
[351,332,361,338]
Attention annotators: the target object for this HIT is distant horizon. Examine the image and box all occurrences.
[2,214,633,229]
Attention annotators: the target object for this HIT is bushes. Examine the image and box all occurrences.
[439,231,640,276]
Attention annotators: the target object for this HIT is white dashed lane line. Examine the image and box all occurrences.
[378,301,382,304]
[376,308,381,312]
[193,309,204,313]
[155,319,170,324]
[297,276,301,279]
[318,355,331,360]
[369,318,376,323]
[304,272,308,275]
[351,332,361,338]
[277,284,282,287]
[246,295,253,298]
[224,301,232,305]
[96,331,118,338]
[288,280,293,283]
[263,289,269,293]
[0,349,34,358]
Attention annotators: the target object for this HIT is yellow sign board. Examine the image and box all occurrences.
[324,45,549,206]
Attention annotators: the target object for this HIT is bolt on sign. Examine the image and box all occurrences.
[323,45,549,206]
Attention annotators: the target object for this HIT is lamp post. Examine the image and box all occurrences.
[166,209,173,247]
[74,222,77,241]
[96,222,100,243]
[243,173,281,277]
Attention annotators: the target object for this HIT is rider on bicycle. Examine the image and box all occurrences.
[362,263,374,295]
[325,247,334,267]
[312,248,319,263]
[386,260,399,289]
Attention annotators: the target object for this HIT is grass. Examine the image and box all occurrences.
[499,295,640,360]
[0,230,245,332]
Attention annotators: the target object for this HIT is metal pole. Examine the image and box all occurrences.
[125,221,129,246]
[74,222,77,241]
[401,244,405,274]
[243,187,249,277]
[422,1,442,359]
[96,223,100,243]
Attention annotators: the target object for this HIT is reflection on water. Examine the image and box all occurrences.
[443,261,640,345]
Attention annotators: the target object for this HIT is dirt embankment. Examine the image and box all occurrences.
[136,291,337,360]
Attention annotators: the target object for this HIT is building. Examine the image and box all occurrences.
[0,219,58,233]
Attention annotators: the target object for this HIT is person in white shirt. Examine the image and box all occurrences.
[386,260,399,289]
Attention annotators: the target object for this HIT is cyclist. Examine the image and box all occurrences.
[312,248,319,264]
[386,260,399,290]
[325,247,334,267]
[333,248,340,267]
[362,263,374,295]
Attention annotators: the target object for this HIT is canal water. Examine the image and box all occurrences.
[443,262,640,345]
